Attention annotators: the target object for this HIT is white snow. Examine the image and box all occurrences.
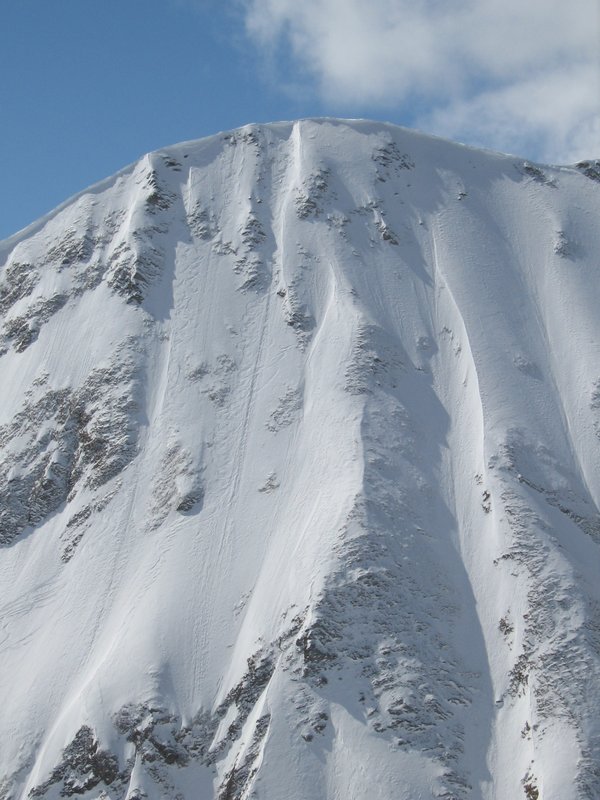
[0,119,599,800]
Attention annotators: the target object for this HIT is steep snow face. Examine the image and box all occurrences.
[0,120,599,800]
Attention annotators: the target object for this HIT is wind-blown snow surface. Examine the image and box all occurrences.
[1,120,599,800]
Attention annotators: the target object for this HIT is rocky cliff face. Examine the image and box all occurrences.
[0,120,599,800]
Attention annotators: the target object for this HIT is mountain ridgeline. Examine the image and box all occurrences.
[0,120,599,800]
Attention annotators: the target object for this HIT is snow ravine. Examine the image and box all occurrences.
[0,119,599,800]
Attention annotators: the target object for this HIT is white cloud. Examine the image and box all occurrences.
[243,0,600,161]
[423,62,600,163]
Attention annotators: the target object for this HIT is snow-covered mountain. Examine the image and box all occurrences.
[1,119,599,800]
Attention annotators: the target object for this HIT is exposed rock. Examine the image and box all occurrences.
[0,342,141,545]
[29,726,120,798]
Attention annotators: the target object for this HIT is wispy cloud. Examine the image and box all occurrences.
[242,0,600,162]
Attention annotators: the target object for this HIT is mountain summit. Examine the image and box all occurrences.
[1,120,599,800]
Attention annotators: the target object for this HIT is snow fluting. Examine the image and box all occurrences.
[0,119,599,800]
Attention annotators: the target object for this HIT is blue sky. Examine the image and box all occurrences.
[2,0,598,240]
[1,0,314,238]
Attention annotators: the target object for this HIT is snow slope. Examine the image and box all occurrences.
[0,119,599,800]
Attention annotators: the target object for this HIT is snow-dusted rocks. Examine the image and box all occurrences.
[0,119,599,800]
